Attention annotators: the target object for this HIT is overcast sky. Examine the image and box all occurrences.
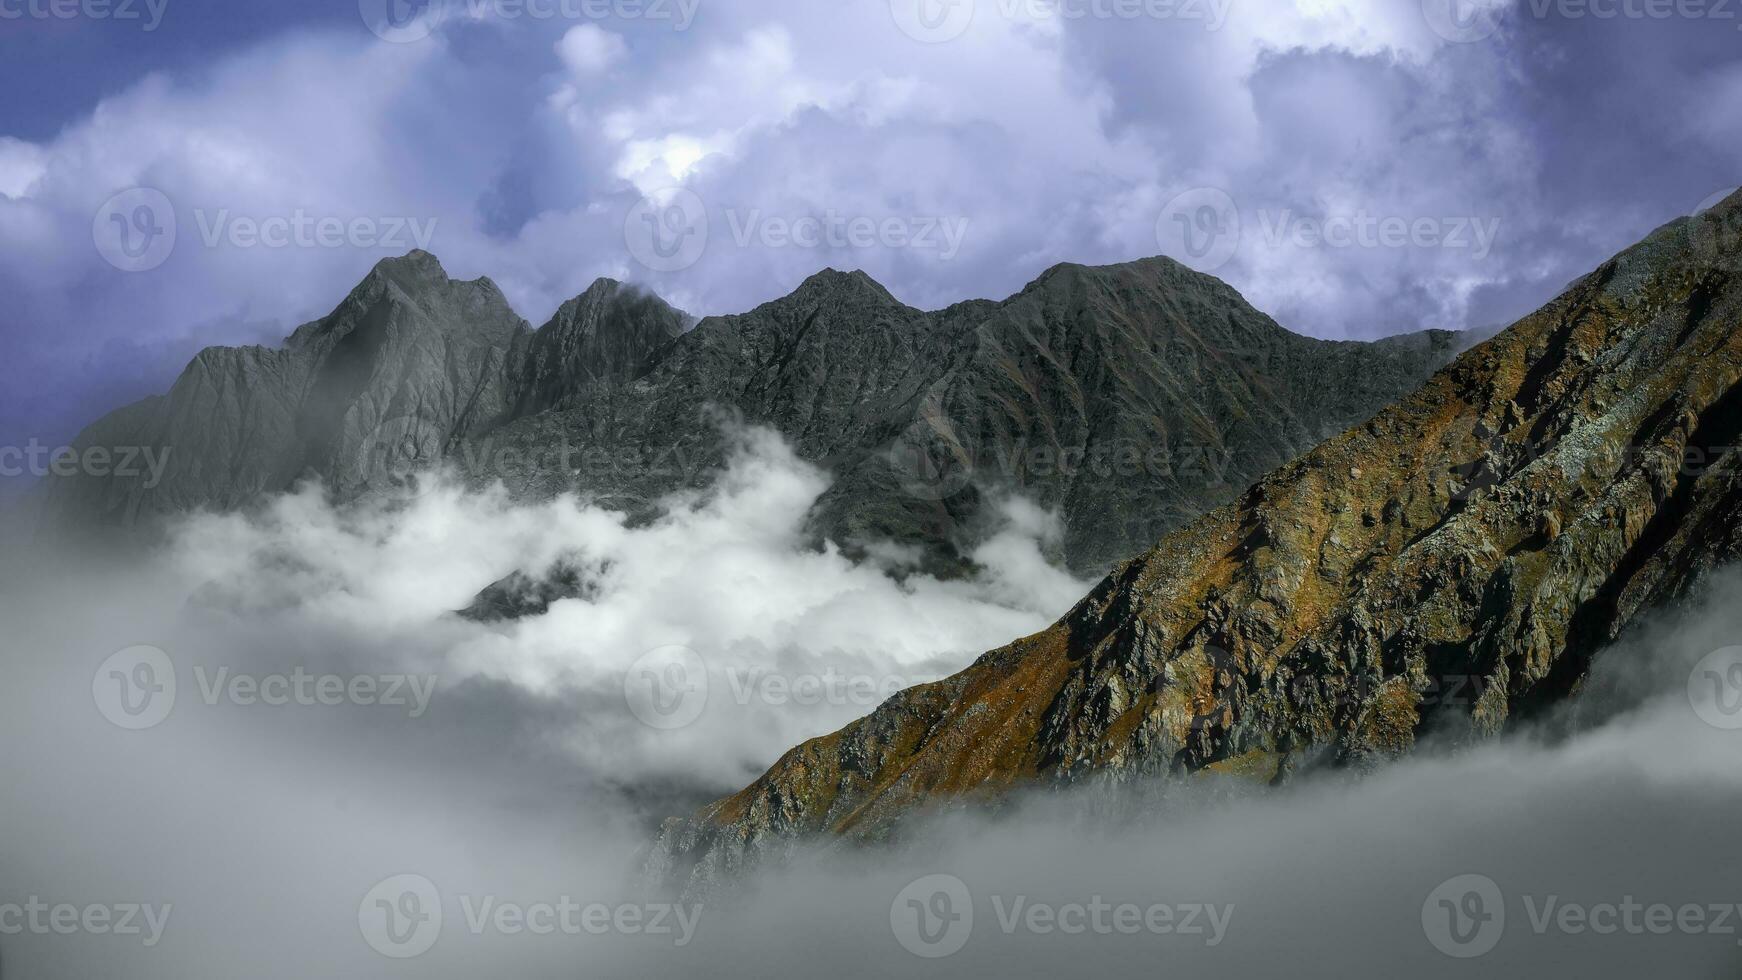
[1,0,1738,449]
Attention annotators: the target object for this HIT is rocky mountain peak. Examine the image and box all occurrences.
[786,266,904,309]
[1025,254,1244,299]
[1001,254,1294,363]
[353,248,472,306]
[512,277,690,413]
[284,249,519,353]
[574,275,625,299]
[545,277,676,331]
[373,246,447,278]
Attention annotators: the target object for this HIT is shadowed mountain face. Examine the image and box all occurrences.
[44,253,686,529]
[47,252,1452,575]
[472,257,1456,571]
[45,251,536,519]
[643,192,1742,891]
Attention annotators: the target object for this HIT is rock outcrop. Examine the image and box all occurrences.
[643,191,1742,891]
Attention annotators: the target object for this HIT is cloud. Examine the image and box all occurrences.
[151,425,1093,791]
[0,136,44,200]
[2,1,1739,461]
[556,24,628,74]
[6,434,1742,977]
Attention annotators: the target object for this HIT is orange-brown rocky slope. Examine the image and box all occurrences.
[645,190,1742,891]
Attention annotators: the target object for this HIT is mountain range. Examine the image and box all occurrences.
[641,191,1742,891]
[44,251,1456,575]
[40,187,1742,898]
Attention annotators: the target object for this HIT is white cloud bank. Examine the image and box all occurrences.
[156,425,1093,788]
[2,429,1741,978]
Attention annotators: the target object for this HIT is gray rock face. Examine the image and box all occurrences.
[642,190,1742,893]
[508,278,691,418]
[43,253,681,529]
[46,252,1454,573]
[44,251,533,524]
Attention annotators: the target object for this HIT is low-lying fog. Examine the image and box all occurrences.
[3,428,1739,978]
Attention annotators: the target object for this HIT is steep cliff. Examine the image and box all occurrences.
[643,191,1742,890]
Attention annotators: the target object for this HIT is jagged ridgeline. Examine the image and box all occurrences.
[642,192,1742,891]
[46,251,1454,573]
